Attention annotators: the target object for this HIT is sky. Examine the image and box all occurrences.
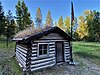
[1,0,100,23]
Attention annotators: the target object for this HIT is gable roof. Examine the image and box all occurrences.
[13,26,71,42]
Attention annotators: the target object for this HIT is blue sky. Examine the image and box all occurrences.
[1,0,100,23]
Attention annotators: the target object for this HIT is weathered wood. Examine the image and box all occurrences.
[39,33,64,40]
[49,48,55,51]
[49,51,55,54]
[16,46,27,54]
[31,54,37,57]
[32,47,37,50]
[16,52,26,67]
[32,50,37,53]
[16,48,27,57]
[34,40,67,42]
[16,50,26,61]
[17,45,28,51]
[31,53,55,60]
[30,63,54,71]
[30,60,55,68]
[31,57,55,65]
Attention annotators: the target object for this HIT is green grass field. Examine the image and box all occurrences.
[0,40,100,75]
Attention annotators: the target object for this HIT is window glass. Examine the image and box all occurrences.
[39,44,48,56]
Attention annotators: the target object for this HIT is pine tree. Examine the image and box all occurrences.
[15,0,31,31]
[0,1,5,36]
[58,16,64,30]
[35,7,42,28]
[4,10,17,47]
[45,10,53,27]
[21,0,31,28]
[15,0,22,31]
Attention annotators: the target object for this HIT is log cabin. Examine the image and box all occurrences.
[13,26,72,72]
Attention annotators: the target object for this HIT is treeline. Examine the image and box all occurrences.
[0,0,100,44]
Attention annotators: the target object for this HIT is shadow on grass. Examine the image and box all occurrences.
[74,52,100,60]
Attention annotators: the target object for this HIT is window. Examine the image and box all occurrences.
[38,43,48,56]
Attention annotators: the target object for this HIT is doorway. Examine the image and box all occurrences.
[55,41,64,63]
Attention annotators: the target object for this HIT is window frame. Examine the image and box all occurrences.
[38,43,49,57]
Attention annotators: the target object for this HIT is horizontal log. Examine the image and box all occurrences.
[32,47,37,50]
[31,54,55,60]
[49,48,55,51]
[16,51,26,61]
[49,45,55,48]
[49,42,55,45]
[16,56,23,68]
[64,44,69,47]
[31,57,55,65]
[65,59,70,62]
[65,46,70,49]
[65,51,70,54]
[49,51,55,54]
[30,63,54,71]
[34,40,67,42]
[32,44,38,46]
[32,50,37,53]
[65,54,70,56]
[16,53,26,67]
[31,54,37,57]
[16,46,27,54]
[64,42,69,44]
[65,49,70,51]
[16,49,27,57]
[66,56,71,59]
[30,60,55,68]
[17,45,28,51]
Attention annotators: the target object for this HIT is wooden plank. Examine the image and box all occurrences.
[64,42,69,44]
[31,54,37,57]
[30,60,55,68]
[34,40,67,42]
[64,44,69,47]
[32,44,38,46]
[16,46,27,54]
[32,47,37,50]
[30,63,54,71]
[16,50,26,61]
[16,52,26,67]
[65,54,70,56]
[31,54,55,60]
[65,51,70,54]
[17,45,28,51]
[49,42,55,45]
[32,50,37,53]
[65,46,70,49]
[31,57,55,65]
[49,48,55,51]
[49,45,55,48]
[65,59,70,62]
[49,51,55,54]
[16,49,27,57]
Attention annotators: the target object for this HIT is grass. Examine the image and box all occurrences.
[73,41,100,66]
[0,39,100,75]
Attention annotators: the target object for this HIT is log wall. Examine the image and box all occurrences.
[64,41,71,62]
[30,41,56,71]
[15,33,71,72]
[15,44,28,71]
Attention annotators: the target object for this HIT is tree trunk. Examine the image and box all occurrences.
[6,36,9,47]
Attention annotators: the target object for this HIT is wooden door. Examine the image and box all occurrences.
[56,41,64,63]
